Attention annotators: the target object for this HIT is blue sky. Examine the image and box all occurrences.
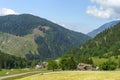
[0,0,120,34]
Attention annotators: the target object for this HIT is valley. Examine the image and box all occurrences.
[1,0,120,80]
[0,14,120,80]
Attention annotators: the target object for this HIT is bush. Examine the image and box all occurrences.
[59,57,77,70]
[100,60,117,70]
[47,59,58,71]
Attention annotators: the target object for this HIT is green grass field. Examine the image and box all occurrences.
[17,71,120,80]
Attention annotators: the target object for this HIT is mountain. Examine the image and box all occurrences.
[87,20,120,37]
[64,22,120,61]
[0,14,90,60]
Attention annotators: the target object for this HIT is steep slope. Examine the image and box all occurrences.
[0,14,90,60]
[0,31,38,57]
[87,20,120,37]
[65,23,120,60]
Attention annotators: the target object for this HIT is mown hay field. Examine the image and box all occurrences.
[17,71,120,80]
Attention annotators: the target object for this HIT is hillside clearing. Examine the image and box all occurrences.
[17,71,120,80]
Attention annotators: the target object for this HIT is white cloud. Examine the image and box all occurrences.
[86,6,112,19]
[0,8,18,16]
[87,0,120,19]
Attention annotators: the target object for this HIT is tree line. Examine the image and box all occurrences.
[47,56,94,71]
[0,51,40,69]
[47,56,120,71]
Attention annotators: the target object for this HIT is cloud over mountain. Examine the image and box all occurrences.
[0,8,18,16]
[87,0,120,19]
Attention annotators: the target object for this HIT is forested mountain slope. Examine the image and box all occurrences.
[0,14,90,60]
[64,23,120,61]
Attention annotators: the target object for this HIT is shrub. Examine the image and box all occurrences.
[100,60,117,70]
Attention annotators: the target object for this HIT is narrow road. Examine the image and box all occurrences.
[0,71,41,80]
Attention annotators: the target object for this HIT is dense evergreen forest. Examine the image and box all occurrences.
[0,14,48,36]
[0,51,39,69]
[64,23,120,59]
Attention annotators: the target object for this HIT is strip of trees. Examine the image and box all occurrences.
[47,56,120,71]
[0,51,39,69]
[47,57,83,71]
[0,50,120,71]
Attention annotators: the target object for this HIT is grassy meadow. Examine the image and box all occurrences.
[17,71,120,80]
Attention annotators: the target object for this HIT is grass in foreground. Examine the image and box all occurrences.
[18,71,120,80]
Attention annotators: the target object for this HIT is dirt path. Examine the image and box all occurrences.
[0,71,41,80]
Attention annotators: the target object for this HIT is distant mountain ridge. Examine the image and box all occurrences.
[0,14,90,60]
[87,20,120,37]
